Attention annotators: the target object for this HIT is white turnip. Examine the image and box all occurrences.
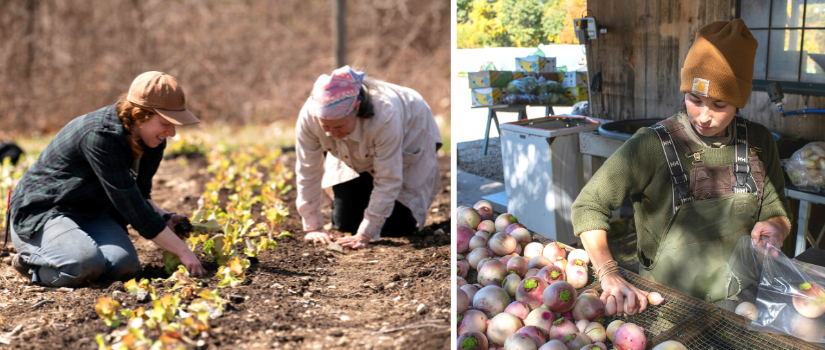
[459,207,482,230]
[477,220,496,234]
[576,319,589,333]
[468,248,492,271]
[458,289,469,315]
[553,258,568,271]
[515,326,547,348]
[458,309,488,335]
[503,333,538,350]
[509,227,531,247]
[584,322,606,343]
[651,340,687,350]
[478,260,508,287]
[542,242,567,261]
[490,232,518,256]
[647,292,664,306]
[487,312,524,346]
[474,200,494,212]
[571,294,605,321]
[516,277,549,309]
[457,225,475,254]
[458,331,489,350]
[507,256,529,277]
[605,320,625,342]
[612,323,646,350]
[473,285,511,318]
[565,261,589,289]
[537,340,567,350]
[567,249,590,265]
[495,213,518,232]
[504,300,531,320]
[543,281,577,313]
[528,256,552,270]
[503,274,522,298]
[735,301,758,321]
[523,242,544,259]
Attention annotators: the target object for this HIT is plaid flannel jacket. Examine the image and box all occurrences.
[10,104,167,240]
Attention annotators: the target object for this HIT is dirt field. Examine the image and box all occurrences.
[0,154,452,350]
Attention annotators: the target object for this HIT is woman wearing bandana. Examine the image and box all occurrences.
[295,66,443,249]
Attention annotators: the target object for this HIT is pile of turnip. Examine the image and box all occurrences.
[456,201,688,350]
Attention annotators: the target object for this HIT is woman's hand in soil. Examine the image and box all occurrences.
[180,250,206,276]
[305,230,333,244]
[751,217,789,258]
[599,273,649,315]
[336,233,371,249]
[167,214,192,238]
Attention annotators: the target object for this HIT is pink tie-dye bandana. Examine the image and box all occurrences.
[310,66,365,120]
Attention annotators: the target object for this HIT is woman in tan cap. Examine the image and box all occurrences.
[7,71,206,287]
[295,66,442,249]
[571,19,791,312]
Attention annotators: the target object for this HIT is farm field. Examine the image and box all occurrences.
[0,143,451,349]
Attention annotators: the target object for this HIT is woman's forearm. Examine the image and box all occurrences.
[151,227,192,257]
[146,199,169,216]
[579,229,615,272]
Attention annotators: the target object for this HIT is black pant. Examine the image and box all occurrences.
[331,172,417,237]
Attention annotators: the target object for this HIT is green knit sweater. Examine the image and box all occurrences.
[571,114,792,262]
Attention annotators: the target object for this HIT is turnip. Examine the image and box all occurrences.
[487,246,500,258]
[476,230,491,241]
[567,249,590,265]
[523,242,544,259]
[605,320,625,342]
[458,309,488,335]
[789,311,825,342]
[495,213,519,232]
[473,285,512,318]
[457,276,468,288]
[458,289,469,315]
[735,301,758,321]
[576,319,589,333]
[459,207,482,230]
[565,261,589,289]
[591,343,607,350]
[468,248,492,271]
[505,223,527,234]
[477,206,495,222]
[503,332,538,350]
[584,322,606,343]
[524,308,558,332]
[487,312,524,346]
[479,260,508,287]
[536,265,565,285]
[478,220,496,234]
[461,284,480,302]
[456,205,468,215]
[477,257,497,272]
[581,289,599,297]
[553,258,568,270]
[647,292,664,306]
[651,340,688,350]
[499,255,515,266]
[516,277,549,309]
[458,331,489,350]
[604,296,617,316]
[506,256,528,277]
[457,225,475,254]
[571,294,604,321]
[512,243,523,256]
[793,282,825,318]
[457,259,470,279]
[488,280,504,288]
[474,200,494,212]
[537,340,567,350]
[560,310,574,321]
[547,317,579,341]
[516,326,547,348]
[543,281,577,313]
[490,232,518,256]
[509,227,531,246]
[612,323,646,350]
[525,268,540,278]
[470,236,489,251]
[504,300,531,320]
[503,274,522,298]
[528,256,552,270]
[542,242,567,261]
[564,333,592,350]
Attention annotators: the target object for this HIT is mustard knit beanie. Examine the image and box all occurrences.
[680,19,758,109]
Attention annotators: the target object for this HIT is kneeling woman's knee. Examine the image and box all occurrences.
[107,254,142,281]
[42,249,107,287]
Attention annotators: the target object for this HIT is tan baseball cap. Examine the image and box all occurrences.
[127,71,200,125]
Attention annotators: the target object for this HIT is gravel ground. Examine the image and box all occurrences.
[457,138,504,183]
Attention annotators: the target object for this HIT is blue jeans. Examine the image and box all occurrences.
[10,213,142,287]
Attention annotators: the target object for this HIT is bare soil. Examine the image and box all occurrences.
[0,154,452,349]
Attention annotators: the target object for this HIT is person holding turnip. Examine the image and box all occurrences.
[572,19,791,311]
[7,71,207,287]
[296,66,442,249]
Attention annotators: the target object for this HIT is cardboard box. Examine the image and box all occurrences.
[527,72,564,83]
[562,71,588,88]
[565,87,589,103]
[468,71,514,89]
[471,88,505,107]
[515,56,557,72]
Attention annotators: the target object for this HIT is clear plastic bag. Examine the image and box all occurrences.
[724,236,825,344]
[506,76,539,95]
[500,94,540,105]
[783,141,825,192]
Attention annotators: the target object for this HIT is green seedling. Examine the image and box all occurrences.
[94,297,121,328]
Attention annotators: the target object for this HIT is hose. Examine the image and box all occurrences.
[784,109,825,116]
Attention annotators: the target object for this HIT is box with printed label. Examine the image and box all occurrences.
[515,56,557,72]
[471,88,506,107]
[565,87,589,103]
[468,71,514,89]
[562,71,588,88]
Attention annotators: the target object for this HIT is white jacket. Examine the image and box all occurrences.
[295,82,442,240]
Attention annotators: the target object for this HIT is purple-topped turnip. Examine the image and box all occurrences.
[457,276,468,288]
[537,340,567,350]
[605,320,625,342]
[476,230,491,241]
[509,227,531,246]
[490,232,518,256]
[473,285,511,318]
[504,300,531,320]
[528,256,552,270]
[576,319,589,333]
[457,225,475,254]
[793,282,825,318]
[543,281,577,312]
[495,213,518,232]
[567,249,590,265]
[503,332,538,350]
[474,200,494,212]
[565,260,589,289]
[651,340,687,350]
[507,256,528,277]
[469,235,488,251]
[487,312,524,346]
[581,289,599,298]
[505,223,527,234]
[515,326,547,348]
[523,242,544,259]
[536,265,565,285]
[789,311,825,342]
[516,277,549,309]
[512,243,523,256]
[553,258,568,270]
[584,322,606,343]
[468,249,492,271]
[564,333,592,350]
[524,268,540,278]
[503,274,522,298]
[571,294,605,321]
[547,317,579,341]
[458,309,488,335]
[498,255,515,267]
[461,284,480,302]
[477,206,495,222]
[612,323,646,350]
[542,242,567,261]
[478,220,496,234]
[478,259,508,287]
[591,343,608,350]
[459,207,482,230]
[458,331,489,350]
[457,259,470,279]
[488,280,503,288]
[524,308,557,332]
[560,310,574,321]
[458,289,469,314]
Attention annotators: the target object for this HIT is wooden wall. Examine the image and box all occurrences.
[585,0,825,142]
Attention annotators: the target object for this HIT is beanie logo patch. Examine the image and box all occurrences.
[692,78,710,97]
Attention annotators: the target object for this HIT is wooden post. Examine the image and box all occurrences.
[333,0,346,68]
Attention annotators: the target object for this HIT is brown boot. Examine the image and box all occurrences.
[11,254,32,280]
